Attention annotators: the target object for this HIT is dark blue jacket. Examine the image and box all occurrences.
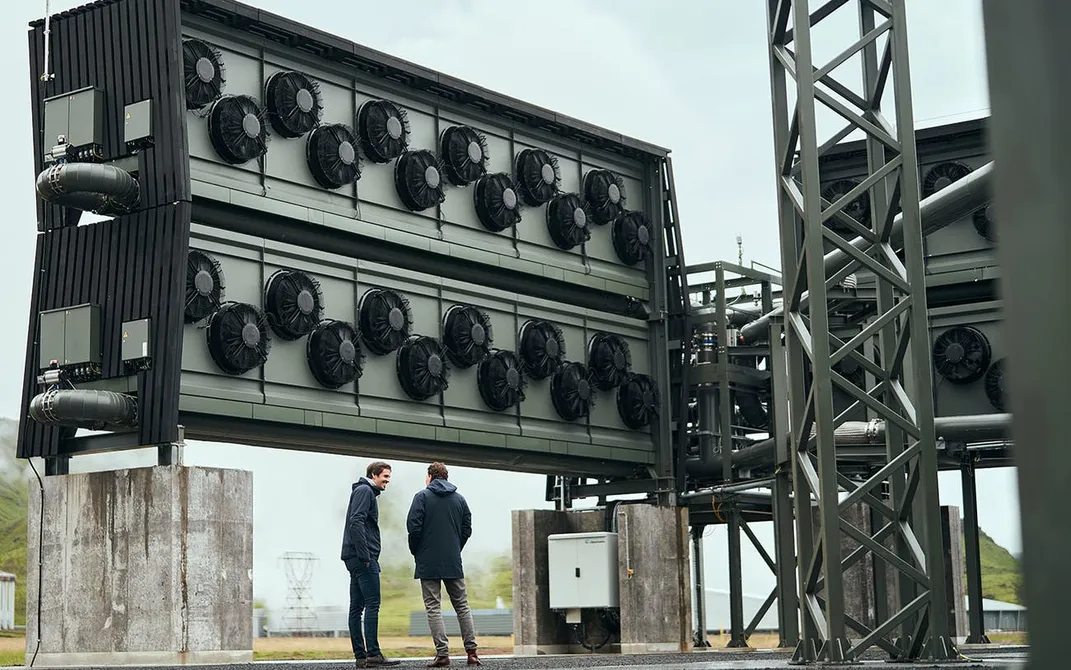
[406,479,472,580]
[340,478,382,569]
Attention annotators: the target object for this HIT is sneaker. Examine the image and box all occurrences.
[366,654,401,667]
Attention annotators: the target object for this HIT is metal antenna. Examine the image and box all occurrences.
[41,1,55,82]
[736,234,743,266]
[279,551,319,636]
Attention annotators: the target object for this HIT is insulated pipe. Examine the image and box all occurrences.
[739,162,994,344]
[29,389,138,430]
[687,412,1011,479]
[36,163,140,216]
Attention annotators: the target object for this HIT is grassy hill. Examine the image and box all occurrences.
[0,418,27,627]
[977,527,1023,604]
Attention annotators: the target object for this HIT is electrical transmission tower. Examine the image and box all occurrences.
[765,0,955,663]
[279,551,319,636]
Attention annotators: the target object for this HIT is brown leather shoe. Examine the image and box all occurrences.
[365,655,401,667]
[466,650,482,666]
[427,656,450,667]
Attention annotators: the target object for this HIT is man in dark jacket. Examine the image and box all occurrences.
[341,461,400,668]
[406,462,481,667]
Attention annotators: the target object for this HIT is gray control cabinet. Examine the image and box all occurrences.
[38,304,101,371]
[547,532,620,610]
[43,87,104,152]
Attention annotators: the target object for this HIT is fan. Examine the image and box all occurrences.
[515,148,560,206]
[551,362,594,421]
[206,302,272,375]
[922,162,972,198]
[821,179,871,232]
[397,335,451,401]
[611,211,653,265]
[395,150,447,212]
[357,99,410,164]
[932,325,992,384]
[518,319,566,380]
[307,319,363,389]
[546,193,591,251]
[474,173,523,232]
[185,249,225,323]
[264,269,324,341]
[984,358,1005,411]
[182,38,226,110]
[207,95,270,165]
[973,205,996,242]
[442,305,493,368]
[588,333,632,391]
[477,350,527,411]
[265,70,322,138]
[440,125,489,187]
[358,288,412,355]
[617,373,659,430]
[307,123,361,190]
[583,169,626,224]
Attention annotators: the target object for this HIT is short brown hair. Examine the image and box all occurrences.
[427,462,449,481]
[367,461,392,477]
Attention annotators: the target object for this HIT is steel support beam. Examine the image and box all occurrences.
[765,0,953,662]
[691,525,711,648]
[960,458,989,644]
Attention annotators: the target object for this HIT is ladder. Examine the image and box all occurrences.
[660,156,691,494]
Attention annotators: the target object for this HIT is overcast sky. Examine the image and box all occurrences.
[0,0,1016,612]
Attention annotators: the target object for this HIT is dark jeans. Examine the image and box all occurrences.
[346,558,382,659]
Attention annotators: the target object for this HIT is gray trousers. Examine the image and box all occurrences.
[420,578,478,656]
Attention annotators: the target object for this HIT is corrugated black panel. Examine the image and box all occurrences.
[28,0,189,231]
[17,204,191,459]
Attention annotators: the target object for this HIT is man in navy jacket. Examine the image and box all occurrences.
[341,461,401,668]
[406,462,481,667]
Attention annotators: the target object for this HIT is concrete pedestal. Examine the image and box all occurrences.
[25,465,253,667]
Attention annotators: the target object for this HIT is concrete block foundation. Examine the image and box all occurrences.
[25,465,253,667]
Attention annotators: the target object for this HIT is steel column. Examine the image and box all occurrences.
[691,525,711,648]
[960,458,989,644]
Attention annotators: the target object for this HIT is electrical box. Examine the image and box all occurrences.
[38,304,102,377]
[547,532,619,610]
[124,99,154,149]
[122,318,151,360]
[43,87,104,157]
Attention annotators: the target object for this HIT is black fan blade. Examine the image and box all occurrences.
[266,70,322,138]
[441,125,488,186]
[588,333,632,390]
[519,320,565,380]
[307,124,361,190]
[208,95,270,165]
[398,336,450,400]
[185,250,225,323]
[395,150,446,212]
[359,288,411,355]
[474,173,522,233]
[583,169,626,224]
[515,148,560,206]
[357,99,410,163]
[307,320,362,388]
[611,212,652,266]
[207,303,272,375]
[551,362,593,421]
[183,39,226,109]
[546,193,590,251]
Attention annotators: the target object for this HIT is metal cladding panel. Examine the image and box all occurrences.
[17,204,191,459]
[28,0,190,230]
[180,225,656,464]
[928,301,1005,418]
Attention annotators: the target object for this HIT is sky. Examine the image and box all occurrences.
[0,0,1016,613]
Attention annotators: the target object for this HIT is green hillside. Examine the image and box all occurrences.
[0,418,27,627]
[976,527,1023,604]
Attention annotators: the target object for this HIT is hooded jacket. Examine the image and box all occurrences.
[340,477,382,569]
[405,478,472,580]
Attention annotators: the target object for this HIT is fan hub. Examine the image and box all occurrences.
[470,323,486,345]
[607,183,621,204]
[386,116,403,140]
[944,342,966,364]
[613,350,626,370]
[339,339,357,364]
[572,207,587,228]
[506,367,520,390]
[637,224,650,245]
[577,379,591,400]
[241,323,261,347]
[195,57,215,83]
[467,140,483,164]
[934,176,953,191]
[295,88,314,113]
[297,289,315,315]
[545,336,560,359]
[427,354,443,377]
[424,166,441,189]
[541,163,556,185]
[338,141,356,165]
[502,188,517,210]
[242,113,262,139]
[194,269,215,296]
[388,307,405,331]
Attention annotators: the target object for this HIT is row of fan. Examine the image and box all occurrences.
[183,38,651,265]
[931,325,1005,411]
[821,160,995,242]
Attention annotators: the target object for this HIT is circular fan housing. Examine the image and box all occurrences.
[357,99,410,163]
[442,305,493,368]
[474,173,522,232]
[932,325,992,384]
[617,373,659,430]
[397,335,451,401]
[440,125,489,187]
[395,150,447,212]
[546,193,591,251]
[518,320,566,380]
[307,124,361,190]
[477,350,527,412]
[206,302,272,375]
[551,362,595,422]
[358,288,412,355]
[183,39,226,109]
[515,148,560,206]
[207,95,270,165]
[265,70,323,138]
[973,205,996,243]
[612,211,653,266]
[307,319,364,389]
[185,249,225,323]
[588,333,632,391]
[922,162,972,198]
[264,269,324,341]
[821,179,871,232]
[583,169,626,224]
[984,359,1005,411]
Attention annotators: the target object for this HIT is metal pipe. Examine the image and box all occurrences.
[29,389,138,430]
[739,162,994,344]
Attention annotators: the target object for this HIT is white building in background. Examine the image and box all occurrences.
[0,571,15,630]
[703,588,780,634]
